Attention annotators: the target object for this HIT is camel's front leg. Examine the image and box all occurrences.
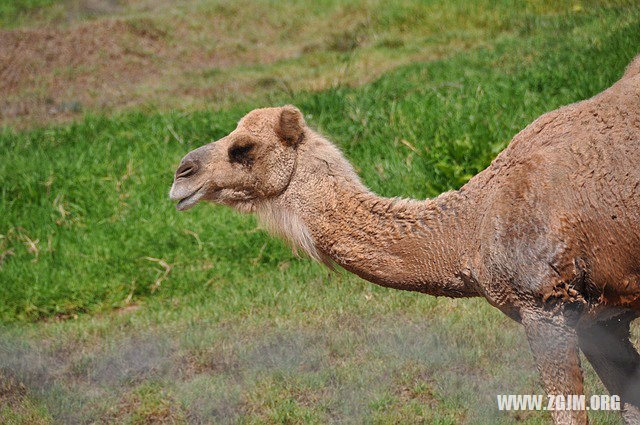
[522,309,587,425]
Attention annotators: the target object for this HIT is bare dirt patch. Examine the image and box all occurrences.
[0,10,327,127]
[2,18,186,126]
[0,1,493,128]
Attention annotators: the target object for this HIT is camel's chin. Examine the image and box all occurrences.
[176,194,250,212]
[208,190,256,212]
[176,199,196,211]
[175,190,205,211]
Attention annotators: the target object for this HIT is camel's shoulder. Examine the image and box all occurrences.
[466,61,640,202]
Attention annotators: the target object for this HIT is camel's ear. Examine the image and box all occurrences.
[276,106,305,146]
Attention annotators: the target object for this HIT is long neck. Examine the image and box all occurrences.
[259,133,480,298]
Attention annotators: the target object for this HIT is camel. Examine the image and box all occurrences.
[169,55,640,425]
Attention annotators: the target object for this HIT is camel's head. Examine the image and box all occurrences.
[169,106,305,211]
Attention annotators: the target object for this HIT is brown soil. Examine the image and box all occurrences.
[1,19,160,125]
[0,14,296,128]
[0,2,488,129]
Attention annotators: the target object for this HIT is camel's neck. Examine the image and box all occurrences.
[257,133,480,298]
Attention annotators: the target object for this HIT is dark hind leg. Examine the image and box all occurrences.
[577,312,640,423]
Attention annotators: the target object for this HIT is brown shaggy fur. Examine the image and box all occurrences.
[170,56,640,424]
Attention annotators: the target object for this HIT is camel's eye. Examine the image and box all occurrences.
[228,142,255,166]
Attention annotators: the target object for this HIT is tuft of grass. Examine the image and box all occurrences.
[103,383,189,424]
[0,371,52,425]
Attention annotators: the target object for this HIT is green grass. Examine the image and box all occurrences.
[1,1,640,423]
[2,3,639,322]
[0,0,60,27]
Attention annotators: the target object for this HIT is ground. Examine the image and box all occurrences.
[1,0,639,423]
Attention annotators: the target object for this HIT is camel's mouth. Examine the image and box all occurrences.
[171,180,257,211]
[174,185,204,211]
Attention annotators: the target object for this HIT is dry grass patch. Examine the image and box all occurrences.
[0,372,52,425]
[101,383,189,425]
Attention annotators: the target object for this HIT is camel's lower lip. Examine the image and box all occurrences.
[175,186,204,211]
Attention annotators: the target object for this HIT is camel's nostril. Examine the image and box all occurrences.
[176,161,198,179]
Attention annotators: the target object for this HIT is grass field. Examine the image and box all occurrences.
[2,1,640,423]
